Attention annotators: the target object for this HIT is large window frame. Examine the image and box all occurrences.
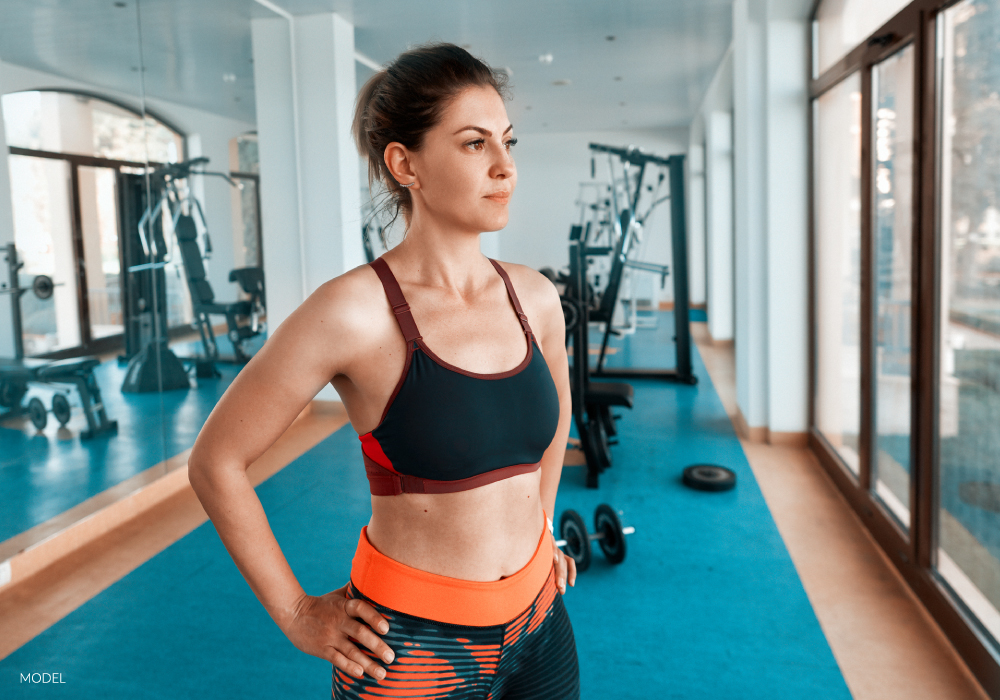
[809,0,1000,693]
[2,90,186,359]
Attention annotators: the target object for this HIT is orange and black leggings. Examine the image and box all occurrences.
[332,526,580,700]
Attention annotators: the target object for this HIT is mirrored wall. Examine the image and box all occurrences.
[0,0,269,560]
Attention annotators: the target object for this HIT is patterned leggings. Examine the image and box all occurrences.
[332,570,579,700]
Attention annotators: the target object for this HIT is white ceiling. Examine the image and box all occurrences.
[0,0,732,133]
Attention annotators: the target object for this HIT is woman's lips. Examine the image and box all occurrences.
[485,192,510,204]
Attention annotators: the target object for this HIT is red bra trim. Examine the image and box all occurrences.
[363,452,542,496]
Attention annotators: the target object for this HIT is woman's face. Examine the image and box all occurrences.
[405,85,517,235]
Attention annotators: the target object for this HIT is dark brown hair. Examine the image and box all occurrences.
[353,43,511,239]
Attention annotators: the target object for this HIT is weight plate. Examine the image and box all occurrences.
[561,298,579,336]
[594,504,626,565]
[559,509,591,573]
[32,274,54,300]
[52,393,71,426]
[682,464,736,492]
[27,397,47,431]
[587,416,611,469]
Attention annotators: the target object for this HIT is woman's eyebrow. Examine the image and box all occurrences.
[453,125,514,136]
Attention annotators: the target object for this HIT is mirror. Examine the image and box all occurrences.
[0,1,171,559]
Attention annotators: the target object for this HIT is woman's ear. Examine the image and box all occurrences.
[384,142,418,188]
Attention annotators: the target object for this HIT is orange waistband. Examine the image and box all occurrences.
[350,522,553,627]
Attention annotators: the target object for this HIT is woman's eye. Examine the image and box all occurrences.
[466,139,485,151]
[505,138,518,150]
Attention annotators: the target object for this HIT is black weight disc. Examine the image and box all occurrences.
[682,464,736,492]
[587,416,611,469]
[594,503,626,565]
[561,298,579,337]
[52,393,71,426]
[32,274,54,300]
[559,509,591,573]
[28,397,47,431]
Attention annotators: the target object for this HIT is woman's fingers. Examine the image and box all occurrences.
[342,617,396,665]
[329,647,367,680]
[553,546,567,594]
[337,639,388,680]
[345,598,390,636]
[566,552,577,587]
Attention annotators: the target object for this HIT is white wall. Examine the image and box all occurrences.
[499,128,689,294]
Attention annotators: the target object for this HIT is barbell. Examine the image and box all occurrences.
[556,504,635,572]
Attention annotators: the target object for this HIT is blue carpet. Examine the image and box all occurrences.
[1,319,850,699]
[0,334,265,542]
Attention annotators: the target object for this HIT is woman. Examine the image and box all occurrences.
[188,43,579,699]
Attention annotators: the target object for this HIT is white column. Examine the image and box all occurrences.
[732,0,769,431]
[686,142,707,307]
[764,16,810,435]
[705,110,734,343]
[294,12,364,289]
[252,12,362,402]
[0,63,16,357]
[251,16,303,336]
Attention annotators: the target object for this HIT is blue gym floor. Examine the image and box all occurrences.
[0,313,851,698]
[0,335,265,543]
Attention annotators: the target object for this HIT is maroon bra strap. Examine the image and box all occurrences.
[488,259,534,340]
[369,258,422,342]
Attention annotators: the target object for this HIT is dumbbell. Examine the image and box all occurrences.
[556,504,635,572]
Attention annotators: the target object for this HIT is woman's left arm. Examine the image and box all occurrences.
[515,265,576,593]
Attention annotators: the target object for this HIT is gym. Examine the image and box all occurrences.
[0,0,996,698]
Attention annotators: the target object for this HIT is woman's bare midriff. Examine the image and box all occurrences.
[366,470,546,582]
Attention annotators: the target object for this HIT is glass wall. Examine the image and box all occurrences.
[812,0,1000,689]
[814,72,863,474]
[936,0,1000,646]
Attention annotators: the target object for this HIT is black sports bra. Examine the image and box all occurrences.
[358,257,560,496]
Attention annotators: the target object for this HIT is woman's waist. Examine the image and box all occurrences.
[367,486,545,580]
[351,510,553,626]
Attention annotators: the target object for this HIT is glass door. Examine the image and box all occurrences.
[6,154,81,355]
[78,165,124,340]
[871,44,916,529]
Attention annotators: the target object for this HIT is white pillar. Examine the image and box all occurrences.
[251,16,303,337]
[252,12,362,401]
[686,142,707,307]
[764,16,809,435]
[0,64,16,357]
[294,13,364,288]
[732,0,769,431]
[705,110,734,343]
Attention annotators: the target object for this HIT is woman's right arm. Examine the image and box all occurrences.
[186,270,395,680]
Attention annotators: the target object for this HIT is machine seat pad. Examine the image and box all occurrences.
[584,381,634,409]
[197,300,253,316]
[35,356,100,379]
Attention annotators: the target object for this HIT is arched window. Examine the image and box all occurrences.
[1,90,184,355]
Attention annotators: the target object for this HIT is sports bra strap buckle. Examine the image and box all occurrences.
[393,302,411,315]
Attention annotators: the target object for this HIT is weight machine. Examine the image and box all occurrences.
[583,143,696,384]
[120,157,267,392]
[0,243,118,438]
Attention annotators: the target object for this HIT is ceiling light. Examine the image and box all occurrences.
[223,73,237,83]
[538,53,553,64]
[552,79,571,86]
